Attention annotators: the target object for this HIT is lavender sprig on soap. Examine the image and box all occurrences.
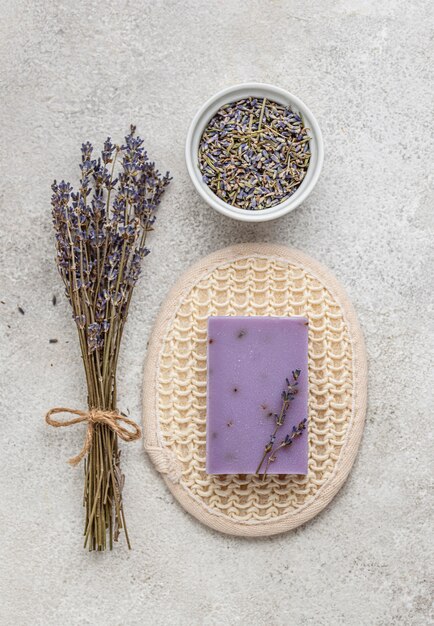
[255,370,301,475]
[262,417,307,480]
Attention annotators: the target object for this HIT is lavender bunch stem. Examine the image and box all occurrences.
[50,126,171,550]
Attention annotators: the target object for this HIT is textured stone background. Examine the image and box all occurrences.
[1,1,433,625]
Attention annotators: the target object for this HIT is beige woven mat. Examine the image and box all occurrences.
[142,244,367,536]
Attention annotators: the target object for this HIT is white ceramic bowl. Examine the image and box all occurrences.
[185,83,324,223]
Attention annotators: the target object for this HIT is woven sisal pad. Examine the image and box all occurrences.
[143,244,367,536]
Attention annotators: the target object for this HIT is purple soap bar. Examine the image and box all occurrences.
[206,316,308,475]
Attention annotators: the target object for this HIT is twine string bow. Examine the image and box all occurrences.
[45,407,142,466]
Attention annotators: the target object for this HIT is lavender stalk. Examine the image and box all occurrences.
[261,418,307,480]
[255,370,301,475]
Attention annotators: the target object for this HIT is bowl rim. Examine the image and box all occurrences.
[185,82,324,223]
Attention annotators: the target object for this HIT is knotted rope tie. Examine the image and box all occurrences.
[45,407,142,466]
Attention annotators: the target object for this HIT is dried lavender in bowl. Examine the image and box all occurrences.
[198,97,311,211]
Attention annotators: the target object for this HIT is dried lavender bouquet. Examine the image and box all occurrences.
[46,126,171,550]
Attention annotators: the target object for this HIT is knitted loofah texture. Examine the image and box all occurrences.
[143,244,367,536]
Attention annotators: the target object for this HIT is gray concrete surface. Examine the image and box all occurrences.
[1,1,433,625]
